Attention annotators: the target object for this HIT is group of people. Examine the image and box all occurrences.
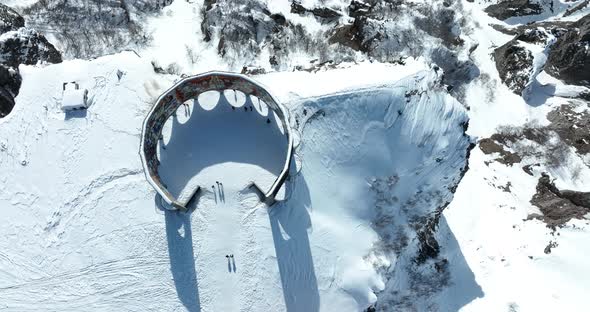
[230,103,272,124]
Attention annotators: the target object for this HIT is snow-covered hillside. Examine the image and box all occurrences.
[0,0,589,311]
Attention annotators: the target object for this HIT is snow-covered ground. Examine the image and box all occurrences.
[1,0,590,311]
[0,50,465,310]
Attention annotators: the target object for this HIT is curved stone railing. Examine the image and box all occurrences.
[139,71,293,211]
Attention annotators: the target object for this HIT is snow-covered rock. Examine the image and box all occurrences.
[494,39,534,95]
[0,3,24,34]
[484,0,546,21]
[546,14,590,86]
[0,63,20,117]
[0,28,62,68]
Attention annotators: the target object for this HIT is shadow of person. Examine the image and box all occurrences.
[269,174,320,312]
[165,209,201,312]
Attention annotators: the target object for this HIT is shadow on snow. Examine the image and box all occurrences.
[165,210,201,312]
[158,93,288,200]
[269,173,320,312]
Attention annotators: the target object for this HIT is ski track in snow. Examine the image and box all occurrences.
[1,1,590,309]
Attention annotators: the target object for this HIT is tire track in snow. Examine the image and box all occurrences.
[44,168,144,242]
[0,256,174,311]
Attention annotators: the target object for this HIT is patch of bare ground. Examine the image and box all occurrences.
[480,103,590,170]
[479,138,522,165]
[546,104,590,155]
[529,173,590,228]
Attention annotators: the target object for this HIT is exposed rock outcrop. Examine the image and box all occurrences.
[515,28,549,44]
[0,28,62,68]
[0,4,24,34]
[485,0,544,21]
[21,0,173,59]
[479,138,522,165]
[530,173,590,228]
[290,1,342,20]
[546,14,590,86]
[0,64,21,118]
[0,4,62,118]
[546,104,590,155]
[348,0,372,18]
[494,39,534,95]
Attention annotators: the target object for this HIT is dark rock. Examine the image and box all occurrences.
[546,104,590,155]
[479,138,522,165]
[329,23,362,51]
[310,7,342,19]
[515,28,548,44]
[349,0,372,18]
[290,1,307,14]
[269,13,287,26]
[579,91,590,101]
[328,17,380,53]
[529,173,590,228]
[0,6,62,119]
[415,208,443,264]
[522,163,540,176]
[485,0,544,21]
[204,0,217,11]
[0,29,62,68]
[494,39,534,95]
[241,66,266,75]
[0,4,24,34]
[415,8,461,47]
[546,15,590,86]
[291,1,341,20]
[431,48,480,89]
[544,241,558,254]
[499,182,513,193]
[563,0,589,17]
[151,61,166,74]
[0,64,20,118]
[21,0,171,59]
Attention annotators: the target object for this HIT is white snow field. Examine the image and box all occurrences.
[0,48,474,311]
[1,0,590,311]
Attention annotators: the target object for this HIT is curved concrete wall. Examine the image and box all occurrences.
[140,71,293,210]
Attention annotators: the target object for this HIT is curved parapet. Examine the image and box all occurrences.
[140,71,293,211]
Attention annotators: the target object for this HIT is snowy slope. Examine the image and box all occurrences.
[0,0,589,311]
[0,49,472,311]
